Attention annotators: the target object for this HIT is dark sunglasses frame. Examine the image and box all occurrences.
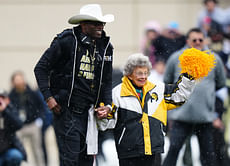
[83,21,106,26]
[192,38,203,43]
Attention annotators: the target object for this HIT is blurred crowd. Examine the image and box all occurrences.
[0,71,54,166]
[1,0,230,166]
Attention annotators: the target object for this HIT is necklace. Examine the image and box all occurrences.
[90,44,96,64]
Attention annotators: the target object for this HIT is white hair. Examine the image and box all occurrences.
[123,53,152,76]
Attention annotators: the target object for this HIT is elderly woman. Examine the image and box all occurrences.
[98,53,195,166]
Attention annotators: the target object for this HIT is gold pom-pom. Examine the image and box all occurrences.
[179,48,216,80]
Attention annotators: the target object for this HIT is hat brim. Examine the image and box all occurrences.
[68,14,114,24]
[0,90,8,97]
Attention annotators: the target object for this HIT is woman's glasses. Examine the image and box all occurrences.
[134,72,149,77]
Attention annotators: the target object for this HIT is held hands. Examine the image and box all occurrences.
[46,97,61,114]
[95,105,111,120]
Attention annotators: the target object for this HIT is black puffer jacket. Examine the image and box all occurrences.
[34,26,113,107]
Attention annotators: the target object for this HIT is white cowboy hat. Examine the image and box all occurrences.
[68,4,114,24]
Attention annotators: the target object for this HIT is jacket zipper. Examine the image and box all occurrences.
[118,127,126,145]
[67,28,78,107]
[94,40,110,107]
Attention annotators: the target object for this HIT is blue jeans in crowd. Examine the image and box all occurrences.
[0,148,23,166]
[163,121,217,166]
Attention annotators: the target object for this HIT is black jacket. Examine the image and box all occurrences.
[0,104,26,160]
[153,35,186,62]
[34,26,113,107]
[9,86,43,124]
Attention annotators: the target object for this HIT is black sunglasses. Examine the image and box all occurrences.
[192,38,203,43]
[84,21,106,26]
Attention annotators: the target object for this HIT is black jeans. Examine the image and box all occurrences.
[213,127,230,166]
[119,155,158,166]
[163,121,217,166]
[53,106,94,166]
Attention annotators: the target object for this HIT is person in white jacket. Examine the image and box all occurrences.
[97,53,200,166]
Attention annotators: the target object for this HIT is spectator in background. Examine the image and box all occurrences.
[207,18,229,65]
[140,20,162,66]
[222,9,230,75]
[200,16,213,36]
[153,21,186,62]
[36,90,53,166]
[224,7,230,36]
[9,71,45,166]
[162,28,226,166]
[223,10,230,82]
[148,58,165,84]
[213,87,230,166]
[205,16,230,165]
[0,89,26,166]
[199,14,230,67]
[197,0,226,36]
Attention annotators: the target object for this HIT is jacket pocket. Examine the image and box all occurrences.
[149,119,164,149]
[118,127,126,145]
[116,121,143,152]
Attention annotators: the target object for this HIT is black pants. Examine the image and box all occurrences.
[213,127,230,166]
[163,121,217,166]
[119,154,159,166]
[53,106,94,166]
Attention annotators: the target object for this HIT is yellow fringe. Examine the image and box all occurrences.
[179,48,216,80]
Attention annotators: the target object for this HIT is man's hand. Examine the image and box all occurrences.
[213,118,224,131]
[46,97,61,114]
[95,106,111,120]
[0,98,7,112]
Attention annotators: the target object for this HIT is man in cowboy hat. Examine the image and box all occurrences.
[34,4,114,166]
